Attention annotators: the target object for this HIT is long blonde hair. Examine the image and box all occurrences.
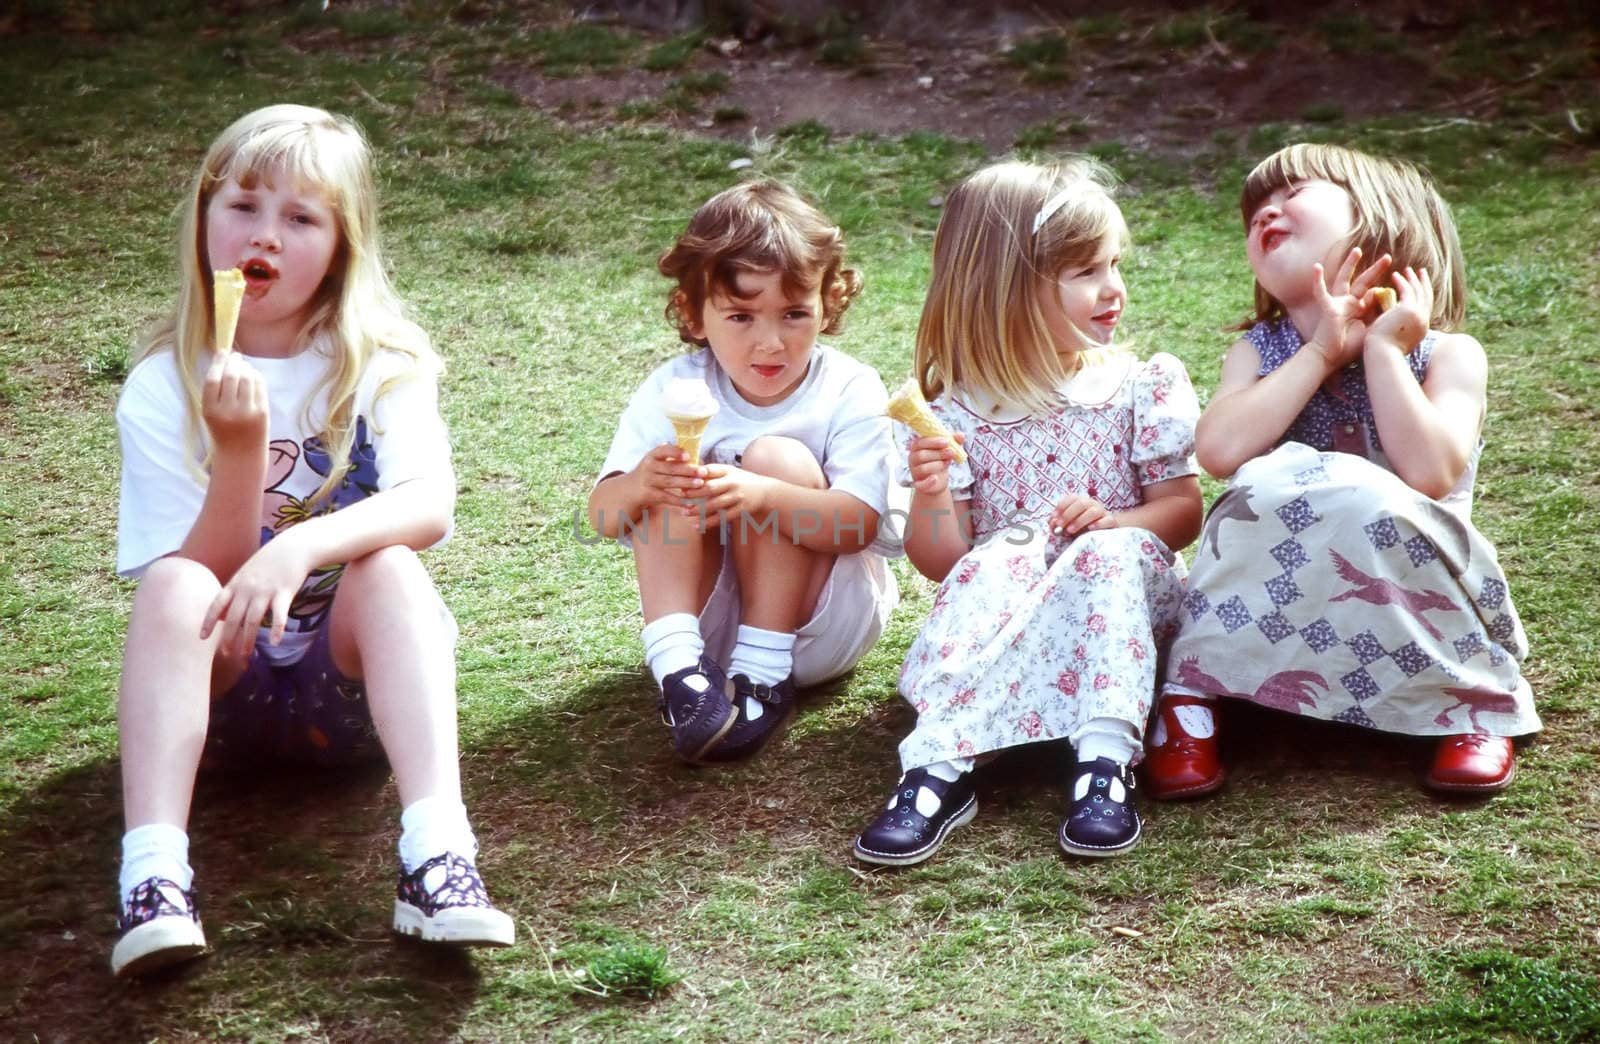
[1240,142,1466,330]
[915,158,1130,416]
[135,104,438,505]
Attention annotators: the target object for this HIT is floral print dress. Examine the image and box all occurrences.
[894,353,1200,771]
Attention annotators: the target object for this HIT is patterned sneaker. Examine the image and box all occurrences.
[1058,757,1142,858]
[700,673,797,763]
[853,768,978,867]
[110,877,207,977]
[658,656,737,763]
[393,852,515,947]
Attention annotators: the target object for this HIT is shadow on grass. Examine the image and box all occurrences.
[0,756,484,1041]
[0,672,1517,1038]
[466,664,1496,893]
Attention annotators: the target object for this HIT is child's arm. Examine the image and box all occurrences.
[202,475,455,657]
[1363,266,1485,498]
[1197,250,1390,478]
[586,445,707,539]
[177,352,271,583]
[898,433,974,581]
[1048,475,1203,553]
[692,466,882,553]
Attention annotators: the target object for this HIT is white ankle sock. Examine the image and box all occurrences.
[398,795,477,874]
[642,613,704,687]
[1071,717,1140,766]
[922,759,971,782]
[727,625,795,687]
[120,822,193,902]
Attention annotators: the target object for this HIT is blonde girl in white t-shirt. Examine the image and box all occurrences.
[110,105,511,977]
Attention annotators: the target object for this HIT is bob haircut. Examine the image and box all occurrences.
[1240,142,1466,330]
[914,157,1130,416]
[657,179,861,347]
[135,103,436,505]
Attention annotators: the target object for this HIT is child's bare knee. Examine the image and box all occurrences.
[135,556,220,607]
[741,436,824,487]
[343,545,425,590]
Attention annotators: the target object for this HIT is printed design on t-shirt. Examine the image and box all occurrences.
[262,439,308,536]
[255,415,380,636]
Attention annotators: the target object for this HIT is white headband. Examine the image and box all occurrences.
[1032,190,1074,236]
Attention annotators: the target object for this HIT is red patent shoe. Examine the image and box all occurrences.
[1145,693,1225,800]
[1426,733,1515,793]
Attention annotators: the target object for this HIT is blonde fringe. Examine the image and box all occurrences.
[133,104,438,509]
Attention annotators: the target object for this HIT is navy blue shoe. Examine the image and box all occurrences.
[1058,757,1142,858]
[700,673,797,763]
[658,656,737,763]
[853,767,977,867]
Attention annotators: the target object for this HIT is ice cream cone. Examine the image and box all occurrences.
[213,267,245,354]
[886,378,965,464]
[659,377,720,466]
[669,416,711,466]
[1372,287,1396,313]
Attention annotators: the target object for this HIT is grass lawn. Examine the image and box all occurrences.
[2,4,1598,1041]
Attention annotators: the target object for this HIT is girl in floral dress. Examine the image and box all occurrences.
[852,159,1202,865]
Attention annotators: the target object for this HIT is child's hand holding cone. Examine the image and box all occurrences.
[659,377,719,465]
[886,378,966,464]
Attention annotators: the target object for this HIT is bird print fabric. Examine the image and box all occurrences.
[1165,442,1537,738]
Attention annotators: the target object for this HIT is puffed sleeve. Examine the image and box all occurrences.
[1129,352,1200,486]
[891,394,976,501]
[115,355,207,578]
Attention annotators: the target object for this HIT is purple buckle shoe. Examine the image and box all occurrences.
[853,767,978,867]
[1058,757,1142,858]
[700,673,797,763]
[658,656,737,763]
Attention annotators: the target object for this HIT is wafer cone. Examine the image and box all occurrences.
[213,267,245,353]
[886,378,965,464]
[669,415,712,466]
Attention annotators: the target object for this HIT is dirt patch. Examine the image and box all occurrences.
[491,3,1593,158]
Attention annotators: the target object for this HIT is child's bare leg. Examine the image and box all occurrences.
[119,556,243,830]
[730,436,834,632]
[326,545,460,809]
[632,509,733,761]
[328,545,513,946]
[114,555,241,975]
[707,437,835,763]
[633,505,719,622]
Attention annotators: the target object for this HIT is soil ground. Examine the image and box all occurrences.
[494,1,1594,157]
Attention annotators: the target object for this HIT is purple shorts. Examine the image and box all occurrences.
[201,625,382,771]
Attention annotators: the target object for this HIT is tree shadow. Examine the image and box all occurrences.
[0,755,484,1042]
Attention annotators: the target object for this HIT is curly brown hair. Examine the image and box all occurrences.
[657,179,862,347]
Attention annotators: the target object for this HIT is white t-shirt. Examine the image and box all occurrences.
[597,345,897,554]
[115,342,453,663]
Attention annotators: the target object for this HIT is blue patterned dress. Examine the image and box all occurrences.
[1164,319,1537,737]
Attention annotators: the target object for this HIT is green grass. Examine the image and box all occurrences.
[2,5,1599,1042]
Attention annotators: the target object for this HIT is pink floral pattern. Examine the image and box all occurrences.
[893,355,1199,770]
